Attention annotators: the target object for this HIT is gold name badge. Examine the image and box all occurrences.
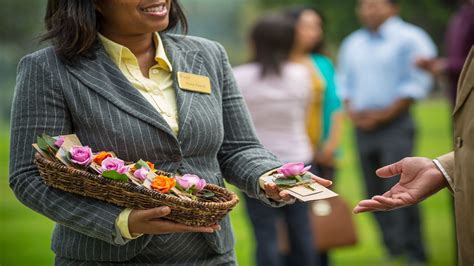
[177,72,211,94]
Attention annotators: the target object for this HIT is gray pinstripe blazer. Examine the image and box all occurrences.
[9,33,282,264]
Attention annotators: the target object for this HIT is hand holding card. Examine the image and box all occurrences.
[262,162,338,202]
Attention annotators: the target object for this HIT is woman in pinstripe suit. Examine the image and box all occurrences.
[9,0,331,265]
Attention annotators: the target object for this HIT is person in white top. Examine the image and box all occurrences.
[233,14,316,266]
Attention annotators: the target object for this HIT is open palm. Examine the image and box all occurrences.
[354,157,448,213]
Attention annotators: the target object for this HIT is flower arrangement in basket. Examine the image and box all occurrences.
[32,134,239,227]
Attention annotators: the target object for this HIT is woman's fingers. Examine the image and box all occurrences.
[279,190,294,202]
[264,183,281,200]
[129,207,221,235]
[309,174,333,187]
[152,220,219,234]
[131,206,171,221]
[264,183,295,203]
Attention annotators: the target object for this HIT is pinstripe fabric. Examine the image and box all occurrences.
[9,33,282,264]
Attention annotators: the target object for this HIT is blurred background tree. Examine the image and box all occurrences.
[0,0,459,122]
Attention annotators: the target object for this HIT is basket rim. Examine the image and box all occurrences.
[35,153,239,210]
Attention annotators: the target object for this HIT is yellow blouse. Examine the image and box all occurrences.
[99,32,179,136]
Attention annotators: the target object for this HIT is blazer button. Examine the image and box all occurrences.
[456,137,463,149]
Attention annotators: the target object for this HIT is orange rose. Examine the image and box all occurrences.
[93,152,113,165]
[146,161,155,171]
[151,175,176,193]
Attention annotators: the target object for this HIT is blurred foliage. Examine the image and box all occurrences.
[0,0,460,121]
[257,0,458,55]
[0,0,45,121]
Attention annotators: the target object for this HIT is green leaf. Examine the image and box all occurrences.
[201,191,215,199]
[102,170,129,182]
[302,173,313,181]
[135,159,150,170]
[37,136,49,151]
[295,175,303,183]
[274,178,297,186]
[42,134,56,148]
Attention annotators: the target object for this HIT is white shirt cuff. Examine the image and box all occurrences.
[433,159,454,191]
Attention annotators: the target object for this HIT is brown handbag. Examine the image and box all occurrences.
[309,196,358,251]
[276,196,358,253]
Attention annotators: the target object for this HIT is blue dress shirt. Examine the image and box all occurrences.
[337,16,437,111]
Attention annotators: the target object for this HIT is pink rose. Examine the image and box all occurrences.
[100,157,130,174]
[133,167,149,181]
[195,178,207,191]
[276,162,311,178]
[176,174,206,192]
[54,136,65,147]
[69,146,93,166]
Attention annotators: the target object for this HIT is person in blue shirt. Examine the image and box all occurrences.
[337,0,437,264]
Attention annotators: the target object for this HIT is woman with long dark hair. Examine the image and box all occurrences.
[9,1,331,264]
[233,14,317,266]
[285,6,343,266]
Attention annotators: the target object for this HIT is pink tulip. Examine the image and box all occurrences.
[69,146,93,166]
[276,162,311,178]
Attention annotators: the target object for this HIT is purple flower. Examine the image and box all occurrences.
[276,162,311,178]
[133,167,149,181]
[54,136,65,148]
[100,157,130,174]
[176,174,206,192]
[195,179,207,191]
[69,146,93,166]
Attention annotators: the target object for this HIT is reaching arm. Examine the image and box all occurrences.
[353,157,449,213]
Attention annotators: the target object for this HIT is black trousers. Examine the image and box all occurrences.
[355,112,427,262]
[244,195,317,266]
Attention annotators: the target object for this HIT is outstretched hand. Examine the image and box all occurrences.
[354,157,448,213]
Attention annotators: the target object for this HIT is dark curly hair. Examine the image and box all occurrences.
[42,0,187,65]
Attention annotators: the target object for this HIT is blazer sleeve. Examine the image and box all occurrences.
[214,43,283,205]
[9,53,125,246]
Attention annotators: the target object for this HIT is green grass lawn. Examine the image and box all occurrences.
[0,99,456,266]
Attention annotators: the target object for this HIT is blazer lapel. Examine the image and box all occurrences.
[453,46,474,115]
[161,34,207,141]
[67,46,177,137]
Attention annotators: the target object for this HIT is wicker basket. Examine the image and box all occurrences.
[34,153,239,227]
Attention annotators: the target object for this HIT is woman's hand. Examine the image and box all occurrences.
[128,207,221,235]
[263,173,332,203]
